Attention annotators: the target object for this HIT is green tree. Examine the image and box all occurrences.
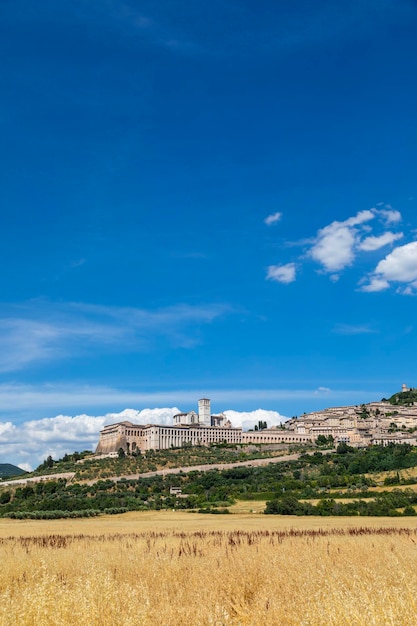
[0,491,11,504]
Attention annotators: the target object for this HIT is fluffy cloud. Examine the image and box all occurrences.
[266,263,296,283]
[224,409,288,430]
[358,232,403,251]
[309,210,375,272]
[344,209,376,227]
[360,278,390,293]
[375,241,417,282]
[361,241,417,293]
[310,221,356,272]
[0,413,108,472]
[105,407,180,427]
[0,407,289,471]
[264,212,282,226]
[377,206,402,224]
[266,204,408,291]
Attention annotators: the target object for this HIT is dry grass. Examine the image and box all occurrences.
[3,510,417,536]
[1,512,417,625]
[369,484,417,493]
[228,500,267,513]
[366,466,417,484]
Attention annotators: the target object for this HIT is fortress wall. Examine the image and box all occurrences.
[95,433,127,455]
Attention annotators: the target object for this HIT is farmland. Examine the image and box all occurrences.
[1,512,417,625]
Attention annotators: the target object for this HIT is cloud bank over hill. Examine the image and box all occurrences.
[0,407,289,471]
[224,409,288,430]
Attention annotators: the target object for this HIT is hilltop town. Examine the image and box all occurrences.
[95,385,417,455]
[284,384,417,447]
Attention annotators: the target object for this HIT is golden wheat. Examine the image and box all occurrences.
[1,513,417,625]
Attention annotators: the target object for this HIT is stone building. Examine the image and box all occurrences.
[95,399,241,455]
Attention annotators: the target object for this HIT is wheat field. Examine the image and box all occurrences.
[1,512,417,625]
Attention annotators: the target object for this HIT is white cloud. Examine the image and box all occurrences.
[344,209,376,227]
[360,278,390,293]
[0,301,229,372]
[378,207,402,224]
[266,263,296,283]
[361,241,417,293]
[309,210,375,273]
[0,415,103,472]
[374,241,417,282]
[224,409,288,430]
[398,285,417,296]
[105,407,180,427]
[358,232,403,252]
[18,463,33,473]
[264,212,282,226]
[310,222,356,272]
[267,204,407,288]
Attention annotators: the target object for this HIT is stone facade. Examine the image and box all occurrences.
[95,399,240,454]
[95,422,243,454]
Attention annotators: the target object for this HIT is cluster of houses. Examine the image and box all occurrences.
[95,387,417,456]
[285,401,417,447]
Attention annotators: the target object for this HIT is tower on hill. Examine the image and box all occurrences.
[198,398,211,426]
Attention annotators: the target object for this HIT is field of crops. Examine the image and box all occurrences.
[1,512,417,625]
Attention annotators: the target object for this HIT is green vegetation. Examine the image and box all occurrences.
[24,443,297,481]
[3,443,417,518]
[265,492,417,516]
[315,434,334,447]
[35,450,93,473]
[387,388,417,406]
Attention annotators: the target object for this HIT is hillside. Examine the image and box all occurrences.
[0,464,26,478]
[24,444,293,481]
[388,388,417,406]
[3,443,417,518]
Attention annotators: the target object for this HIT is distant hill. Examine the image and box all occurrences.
[387,388,417,406]
[0,463,26,478]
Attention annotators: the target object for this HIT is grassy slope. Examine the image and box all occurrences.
[23,443,307,481]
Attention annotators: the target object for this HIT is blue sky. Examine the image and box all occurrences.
[1,0,417,466]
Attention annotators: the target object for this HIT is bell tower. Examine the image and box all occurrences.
[198,398,211,426]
